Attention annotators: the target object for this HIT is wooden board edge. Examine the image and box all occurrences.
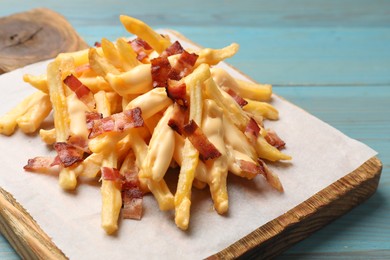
[208,156,382,259]
[0,188,68,259]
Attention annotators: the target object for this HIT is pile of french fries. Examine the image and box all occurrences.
[0,15,291,233]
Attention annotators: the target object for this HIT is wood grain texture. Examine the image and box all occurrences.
[208,157,382,259]
[0,188,66,260]
[0,8,88,74]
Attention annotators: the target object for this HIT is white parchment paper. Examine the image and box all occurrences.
[0,32,377,259]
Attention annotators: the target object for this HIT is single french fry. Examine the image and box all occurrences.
[130,131,173,209]
[78,76,113,93]
[243,99,279,120]
[211,68,272,101]
[236,79,272,101]
[0,91,48,136]
[23,74,48,93]
[75,152,103,179]
[255,135,291,161]
[101,38,123,69]
[116,38,140,70]
[201,100,228,214]
[106,64,152,96]
[119,15,171,54]
[222,115,257,161]
[204,77,249,131]
[174,77,204,230]
[17,93,52,134]
[47,61,70,142]
[141,105,175,181]
[39,128,56,145]
[125,87,172,119]
[195,43,239,67]
[94,90,112,117]
[89,48,120,77]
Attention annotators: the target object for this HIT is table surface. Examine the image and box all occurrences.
[1,0,389,259]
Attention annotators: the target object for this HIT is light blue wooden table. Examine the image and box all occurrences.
[1,0,389,258]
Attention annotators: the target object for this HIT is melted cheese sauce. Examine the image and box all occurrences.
[66,93,89,138]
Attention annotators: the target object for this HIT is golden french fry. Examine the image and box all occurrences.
[125,87,172,119]
[89,48,120,77]
[106,64,152,96]
[243,99,279,120]
[195,43,239,67]
[119,15,171,53]
[23,74,48,93]
[236,78,272,101]
[141,105,175,181]
[101,38,123,69]
[116,38,140,70]
[201,100,228,214]
[17,93,52,134]
[39,128,56,145]
[0,91,48,136]
[211,67,272,101]
[174,77,204,230]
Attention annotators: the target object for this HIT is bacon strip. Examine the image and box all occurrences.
[88,107,144,138]
[63,74,96,109]
[238,160,263,179]
[265,129,286,150]
[24,156,58,172]
[53,142,84,168]
[151,57,172,88]
[245,117,260,139]
[86,111,103,130]
[168,103,188,135]
[161,41,184,58]
[94,41,101,47]
[101,167,122,182]
[122,165,143,220]
[129,38,152,61]
[166,82,188,107]
[183,120,222,161]
[257,159,283,192]
[226,88,248,107]
[168,51,198,81]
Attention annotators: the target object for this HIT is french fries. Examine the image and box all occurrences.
[1,15,291,234]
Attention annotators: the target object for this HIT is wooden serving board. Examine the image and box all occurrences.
[0,8,383,260]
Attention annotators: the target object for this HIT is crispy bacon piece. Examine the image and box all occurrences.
[67,135,90,154]
[226,88,248,107]
[238,160,262,179]
[161,41,184,58]
[63,74,96,109]
[129,38,152,61]
[183,120,222,161]
[88,107,143,138]
[94,41,101,47]
[86,111,103,130]
[53,142,84,168]
[24,156,58,172]
[166,82,188,106]
[101,167,122,182]
[121,160,143,220]
[168,103,188,135]
[245,117,260,139]
[168,51,198,81]
[151,57,172,88]
[265,129,286,150]
[257,159,283,192]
